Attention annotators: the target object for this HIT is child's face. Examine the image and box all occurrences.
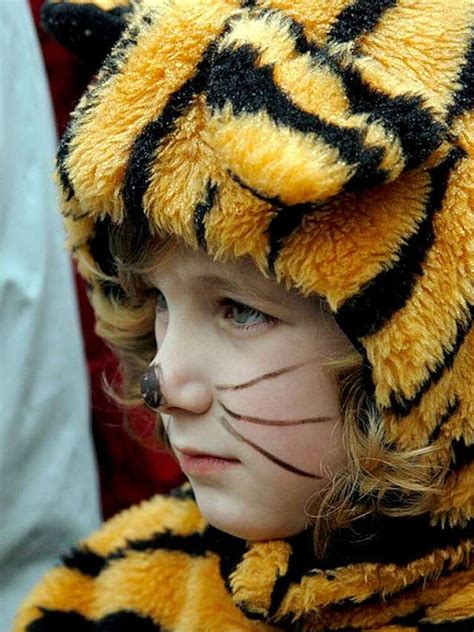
[148,242,352,540]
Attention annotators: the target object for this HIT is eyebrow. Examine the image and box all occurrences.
[184,273,279,307]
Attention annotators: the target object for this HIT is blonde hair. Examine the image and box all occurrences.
[93,225,444,557]
[305,355,443,555]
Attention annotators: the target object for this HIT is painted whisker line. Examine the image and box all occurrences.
[219,402,335,426]
[218,416,321,479]
[215,362,306,391]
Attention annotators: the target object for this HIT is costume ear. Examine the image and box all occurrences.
[41,0,132,70]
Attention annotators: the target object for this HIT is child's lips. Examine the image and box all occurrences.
[174,447,240,474]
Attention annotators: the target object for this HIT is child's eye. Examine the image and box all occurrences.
[221,299,275,328]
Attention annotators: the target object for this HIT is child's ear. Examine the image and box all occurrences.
[41,0,132,70]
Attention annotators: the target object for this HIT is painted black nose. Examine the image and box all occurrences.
[140,365,163,410]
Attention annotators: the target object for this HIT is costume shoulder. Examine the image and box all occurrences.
[337,565,474,631]
[12,485,269,631]
[13,482,474,631]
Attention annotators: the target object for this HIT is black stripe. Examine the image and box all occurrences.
[328,0,397,44]
[255,515,474,618]
[57,11,147,202]
[88,217,117,278]
[335,147,466,343]
[41,2,130,72]
[259,513,473,617]
[237,605,304,632]
[57,127,79,202]
[122,39,221,226]
[61,522,247,581]
[227,169,327,275]
[268,529,316,618]
[272,614,307,632]
[230,529,317,622]
[330,561,469,618]
[239,604,303,632]
[262,517,473,608]
[395,610,474,631]
[61,530,210,578]
[111,530,212,559]
[310,514,474,571]
[236,603,267,621]
[88,216,128,301]
[28,609,93,632]
[334,66,446,172]
[418,618,474,631]
[428,398,460,444]
[277,604,474,632]
[204,526,249,593]
[240,8,446,268]
[266,202,321,273]
[390,307,473,418]
[206,44,387,195]
[449,437,474,471]
[263,8,445,171]
[28,609,162,631]
[447,33,474,124]
[90,14,142,85]
[62,546,107,577]
[193,181,219,248]
[392,608,427,628]
[341,618,474,632]
[62,547,109,578]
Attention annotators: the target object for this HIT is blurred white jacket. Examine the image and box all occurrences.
[0,2,101,628]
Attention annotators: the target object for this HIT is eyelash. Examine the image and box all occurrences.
[218,298,278,330]
[154,291,277,331]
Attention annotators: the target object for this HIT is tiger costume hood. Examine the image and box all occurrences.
[15,0,473,630]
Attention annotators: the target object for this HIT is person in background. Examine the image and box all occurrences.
[0,2,100,628]
[29,0,184,520]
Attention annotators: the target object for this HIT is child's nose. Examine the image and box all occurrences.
[146,329,213,416]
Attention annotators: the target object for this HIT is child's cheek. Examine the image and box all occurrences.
[248,422,342,475]
[218,364,343,476]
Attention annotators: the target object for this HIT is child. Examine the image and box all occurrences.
[14,0,473,630]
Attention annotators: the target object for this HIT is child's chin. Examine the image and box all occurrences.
[191,482,305,541]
